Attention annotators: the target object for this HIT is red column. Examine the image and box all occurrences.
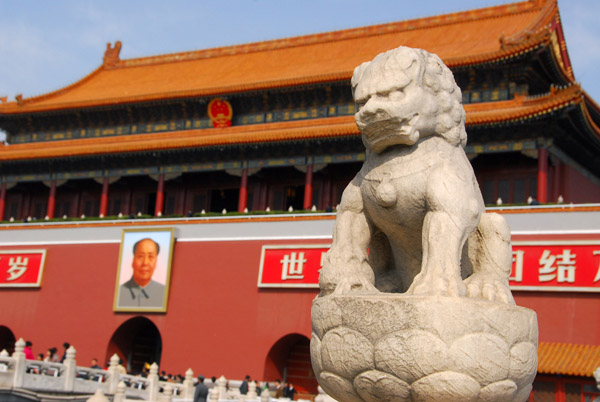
[99,176,110,217]
[553,159,562,202]
[537,148,548,203]
[238,168,249,212]
[155,173,165,216]
[303,164,314,210]
[46,180,57,219]
[0,182,6,221]
[555,378,565,402]
[124,187,132,215]
[72,192,80,218]
[323,177,332,210]
[176,185,187,215]
[22,193,31,220]
[258,182,269,211]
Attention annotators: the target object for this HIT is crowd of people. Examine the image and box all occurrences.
[21,341,302,400]
[23,341,72,364]
[237,375,298,400]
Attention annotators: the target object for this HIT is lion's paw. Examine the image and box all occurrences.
[464,273,515,305]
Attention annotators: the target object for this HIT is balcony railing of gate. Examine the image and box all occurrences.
[0,338,332,401]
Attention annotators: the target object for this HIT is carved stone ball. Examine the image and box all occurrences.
[311,295,538,402]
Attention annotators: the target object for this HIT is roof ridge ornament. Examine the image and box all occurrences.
[103,41,122,68]
[499,0,556,49]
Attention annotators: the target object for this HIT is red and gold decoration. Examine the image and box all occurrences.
[0,250,47,287]
[208,98,233,128]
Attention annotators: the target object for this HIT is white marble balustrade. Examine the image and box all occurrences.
[1,338,328,402]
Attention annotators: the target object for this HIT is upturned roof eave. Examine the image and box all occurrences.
[0,86,595,162]
[0,116,360,161]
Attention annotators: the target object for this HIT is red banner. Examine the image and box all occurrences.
[258,245,326,288]
[258,242,600,292]
[510,242,600,292]
[0,250,47,287]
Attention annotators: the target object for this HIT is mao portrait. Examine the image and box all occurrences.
[113,228,175,312]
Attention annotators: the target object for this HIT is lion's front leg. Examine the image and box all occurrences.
[408,211,468,296]
[319,176,378,297]
[407,160,481,297]
[463,212,515,304]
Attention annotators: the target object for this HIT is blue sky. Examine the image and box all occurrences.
[0,0,598,104]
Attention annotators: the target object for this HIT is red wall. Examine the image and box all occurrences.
[514,291,600,345]
[560,164,600,203]
[0,238,323,380]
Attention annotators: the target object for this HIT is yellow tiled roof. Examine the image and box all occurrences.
[0,0,569,114]
[538,342,600,377]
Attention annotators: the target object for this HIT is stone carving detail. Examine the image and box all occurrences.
[311,47,538,402]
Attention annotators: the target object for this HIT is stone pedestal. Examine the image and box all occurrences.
[311,295,538,402]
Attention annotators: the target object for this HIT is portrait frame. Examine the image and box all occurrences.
[113,227,175,313]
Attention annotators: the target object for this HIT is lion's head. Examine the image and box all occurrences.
[352,46,466,153]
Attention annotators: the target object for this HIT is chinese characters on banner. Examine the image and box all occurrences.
[0,250,47,287]
[258,242,600,292]
[510,242,600,291]
[258,245,326,288]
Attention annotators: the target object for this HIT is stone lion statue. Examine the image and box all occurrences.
[320,46,514,303]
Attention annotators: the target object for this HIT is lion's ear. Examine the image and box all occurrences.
[352,61,371,96]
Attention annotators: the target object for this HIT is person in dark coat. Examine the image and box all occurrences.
[283,382,297,400]
[239,375,250,395]
[60,342,70,363]
[194,375,209,402]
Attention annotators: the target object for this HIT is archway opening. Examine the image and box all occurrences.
[264,334,317,396]
[106,317,162,375]
[0,326,16,355]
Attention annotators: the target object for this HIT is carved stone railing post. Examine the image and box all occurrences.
[217,375,228,400]
[182,368,195,400]
[594,367,600,389]
[161,383,173,402]
[247,381,257,399]
[209,386,218,401]
[0,349,8,357]
[12,338,25,388]
[147,362,160,402]
[113,381,126,402]
[107,354,121,394]
[63,345,77,391]
[87,388,110,402]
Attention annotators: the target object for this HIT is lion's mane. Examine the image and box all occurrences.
[351,47,466,147]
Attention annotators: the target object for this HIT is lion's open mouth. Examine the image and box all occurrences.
[361,114,419,146]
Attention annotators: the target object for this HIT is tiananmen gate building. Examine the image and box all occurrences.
[1,0,600,400]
